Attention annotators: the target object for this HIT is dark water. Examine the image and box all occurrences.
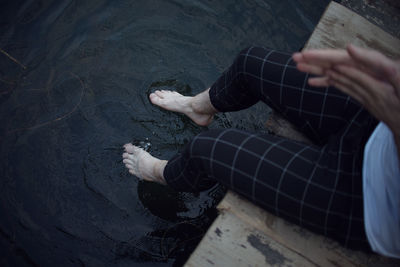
[0,0,329,266]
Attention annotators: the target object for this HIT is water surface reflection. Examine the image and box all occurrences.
[0,0,328,266]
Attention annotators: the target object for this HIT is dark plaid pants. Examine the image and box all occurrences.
[163,46,378,250]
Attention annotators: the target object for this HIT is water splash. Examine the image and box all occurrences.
[138,137,152,151]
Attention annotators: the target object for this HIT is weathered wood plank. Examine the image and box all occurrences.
[185,210,318,267]
[217,192,400,267]
[186,191,400,266]
[304,1,400,58]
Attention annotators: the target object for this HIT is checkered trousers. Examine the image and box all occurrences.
[163,46,378,250]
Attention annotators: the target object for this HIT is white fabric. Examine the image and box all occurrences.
[363,122,400,258]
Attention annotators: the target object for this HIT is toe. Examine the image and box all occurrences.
[122,151,140,161]
[124,144,138,153]
[122,152,132,159]
[127,153,137,161]
[123,143,133,150]
[125,163,134,170]
[150,94,164,106]
[154,90,163,97]
[149,92,159,99]
[123,159,133,165]
[150,96,161,105]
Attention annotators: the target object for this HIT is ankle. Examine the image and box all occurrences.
[191,89,217,115]
[191,99,204,114]
[154,160,167,185]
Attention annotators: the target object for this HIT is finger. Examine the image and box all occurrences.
[300,49,353,67]
[347,44,399,86]
[292,52,304,63]
[326,70,369,104]
[327,73,396,123]
[296,62,325,75]
[308,76,330,87]
[334,64,392,98]
[329,80,365,105]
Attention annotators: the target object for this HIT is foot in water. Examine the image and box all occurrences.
[149,89,217,126]
[122,143,167,185]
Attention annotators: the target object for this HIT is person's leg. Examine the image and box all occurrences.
[123,46,377,250]
[160,128,371,250]
[209,46,374,144]
[151,46,367,144]
[123,126,371,250]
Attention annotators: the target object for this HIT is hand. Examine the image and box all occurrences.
[292,44,400,136]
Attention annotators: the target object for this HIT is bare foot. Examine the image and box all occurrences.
[149,90,215,126]
[122,143,167,185]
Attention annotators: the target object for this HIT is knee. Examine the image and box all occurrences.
[234,46,274,71]
[233,47,252,72]
[188,129,224,159]
[230,46,275,89]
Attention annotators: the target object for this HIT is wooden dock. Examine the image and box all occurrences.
[184,1,400,266]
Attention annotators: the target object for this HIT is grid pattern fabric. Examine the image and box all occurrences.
[163,46,378,250]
